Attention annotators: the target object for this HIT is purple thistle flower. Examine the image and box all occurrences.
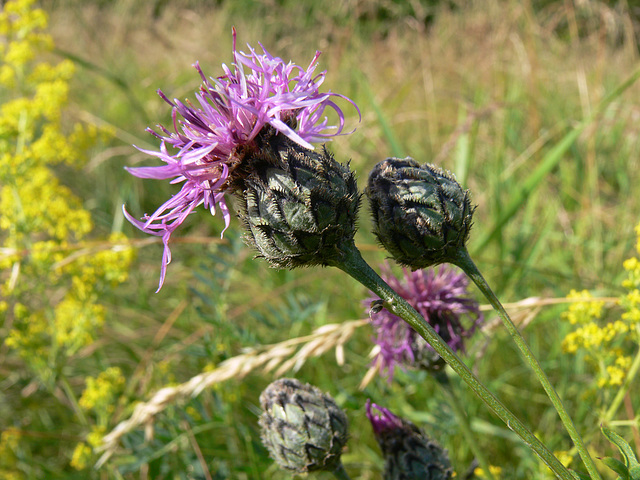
[123,28,358,291]
[365,263,482,380]
[366,400,406,437]
[365,400,453,479]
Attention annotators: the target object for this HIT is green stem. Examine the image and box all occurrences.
[59,374,89,427]
[331,462,352,480]
[331,242,574,480]
[451,248,601,480]
[603,326,640,424]
[436,372,497,480]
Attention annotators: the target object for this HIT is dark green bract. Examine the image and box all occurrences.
[366,157,474,269]
[258,378,349,473]
[240,137,360,269]
[379,418,452,480]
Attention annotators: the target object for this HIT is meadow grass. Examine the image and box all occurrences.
[2,0,640,478]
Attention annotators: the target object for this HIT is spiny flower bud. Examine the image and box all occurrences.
[259,378,349,473]
[366,401,453,480]
[367,157,474,270]
[240,137,361,268]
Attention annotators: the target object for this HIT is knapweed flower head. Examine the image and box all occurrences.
[366,400,453,480]
[240,138,360,269]
[367,157,474,270]
[365,263,482,378]
[124,29,357,290]
[259,378,349,474]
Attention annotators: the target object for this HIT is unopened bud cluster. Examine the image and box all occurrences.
[367,157,474,269]
[259,378,349,473]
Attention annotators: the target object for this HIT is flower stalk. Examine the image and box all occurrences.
[329,241,575,480]
[602,324,640,424]
[331,463,353,480]
[450,247,602,480]
[434,372,496,480]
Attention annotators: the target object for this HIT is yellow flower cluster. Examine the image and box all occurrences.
[561,291,632,388]
[473,465,503,478]
[70,425,106,471]
[0,427,23,480]
[553,450,573,468]
[79,367,126,415]
[4,303,51,374]
[621,256,640,325]
[561,289,605,326]
[0,4,136,472]
[0,0,134,376]
[54,293,106,354]
[562,222,640,388]
[0,0,51,89]
[69,442,92,471]
[562,319,628,354]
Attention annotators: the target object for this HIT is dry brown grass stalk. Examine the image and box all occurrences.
[95,318,367,467]
[97,294,617,466]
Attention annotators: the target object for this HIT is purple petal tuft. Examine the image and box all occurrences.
[123,28,358,289]
[366,400,405,435]
[364,263,483,380]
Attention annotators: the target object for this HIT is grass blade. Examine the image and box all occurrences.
[472,66,640,254]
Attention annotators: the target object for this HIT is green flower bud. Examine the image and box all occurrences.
[240,138,361,268]
[259,378,349,473]
[366,157,474,270]
[367,401,453,480]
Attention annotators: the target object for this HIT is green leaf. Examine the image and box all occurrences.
[602,426,640,469]
[601,456,630,479]
[570,470,592,480]
[471,65,640,254]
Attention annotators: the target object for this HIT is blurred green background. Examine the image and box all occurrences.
[3,0,640,478]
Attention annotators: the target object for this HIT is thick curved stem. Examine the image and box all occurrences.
[331,462,352,480]
[451,248,601,480]
[330,242,574,480]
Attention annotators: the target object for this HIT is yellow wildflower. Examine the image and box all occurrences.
[5,39,35,66]
[474,465,502,478]
[0,1,135,475]
[53,293,106,354]
[70,442,91,471]
[554,451,573,468]
[0,427,23,479]
[561,290,604,325]
[562,260,637,389]
[4,304,50,370]
[79,367,126,415]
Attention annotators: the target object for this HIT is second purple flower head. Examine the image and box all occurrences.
[123,28,358,290]
[365,263,483,379]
